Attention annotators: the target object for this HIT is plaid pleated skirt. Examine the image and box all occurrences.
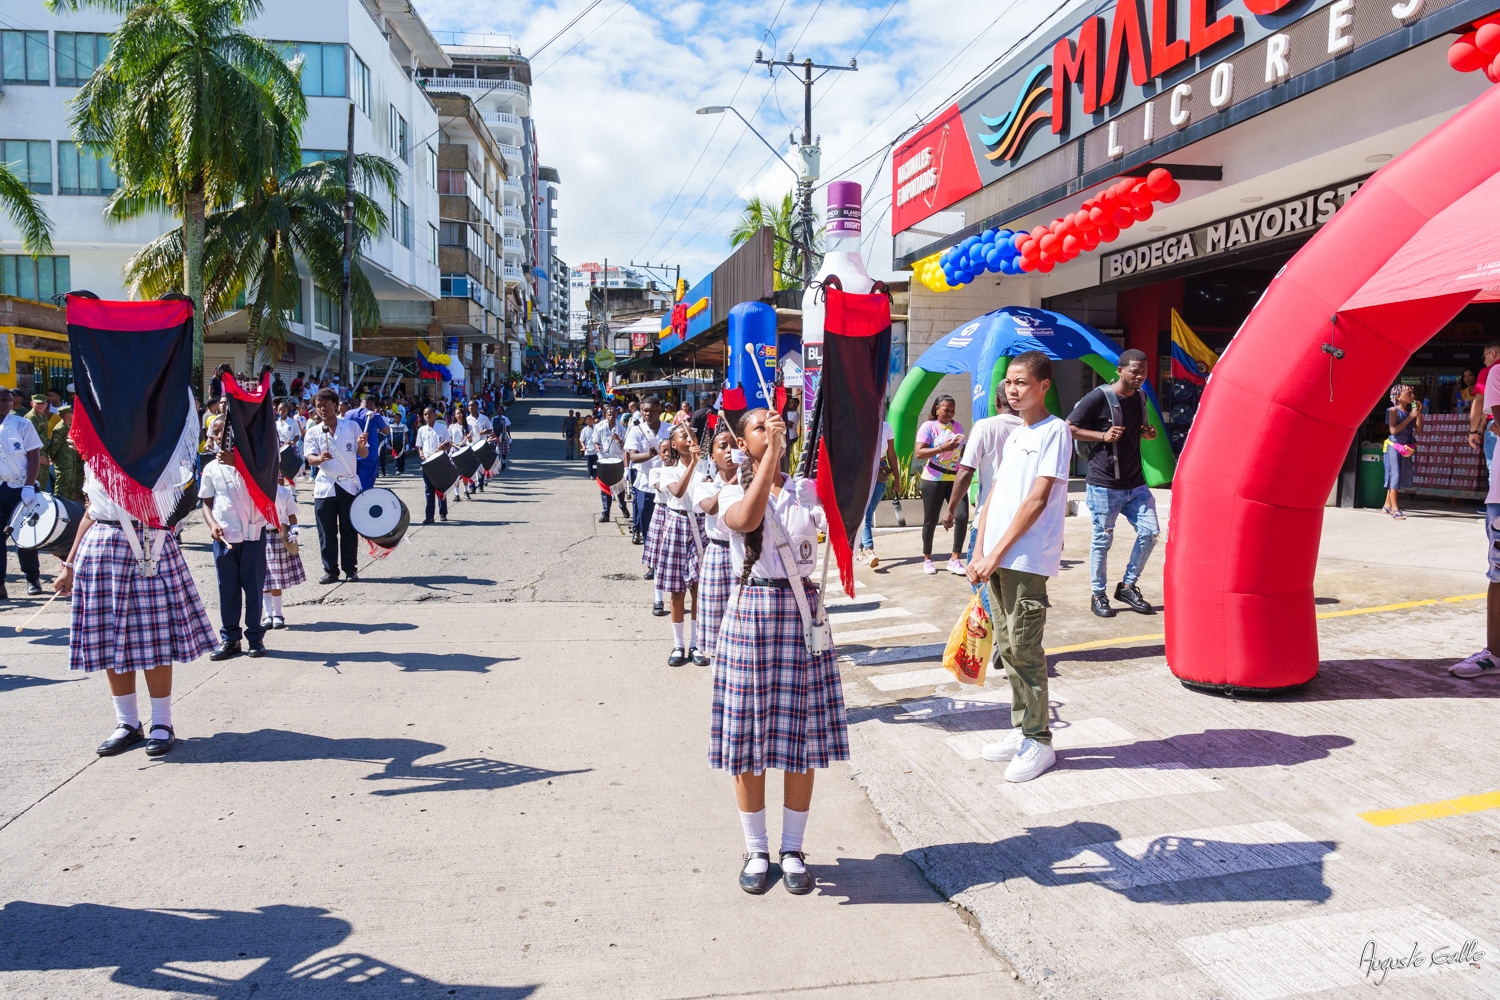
[696,541,733,656]
[710,582,849,775]
[641,503,665,570]
[69,524,218,674]
[497,436,512,457]
[263,529,307,590]
[652,507,703,594]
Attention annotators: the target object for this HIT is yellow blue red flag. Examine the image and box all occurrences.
[1169,308,1218,386]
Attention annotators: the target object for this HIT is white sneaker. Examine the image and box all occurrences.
[981,729,1025,762]
[947,557,966,575]
[1004,738,1057,782]
[1451,649,1500,679]
[868,554,879,568]
[923,559,937,575]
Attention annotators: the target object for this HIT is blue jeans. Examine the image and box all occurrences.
[1086,484,1159,595]
[1486,429,1496,472]
[860,480,887,549]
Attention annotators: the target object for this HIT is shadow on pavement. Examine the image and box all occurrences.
[806,854,953,905]
[12,624,70,647]
[290,621,418,635]
[1268,658,1500,700]
[1058,729,1353,771]
[1048,643,1165,667]
[171,730,589,795]
[0,672,77,692]
[344,575,498,590]
[911,820,1335,904]
[272,649,515,673]
[0,900,537,997]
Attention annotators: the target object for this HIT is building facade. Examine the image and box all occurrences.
[0,0,448,391]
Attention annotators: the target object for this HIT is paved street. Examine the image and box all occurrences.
[3,397,1500,999]
[0,397,1017,1000]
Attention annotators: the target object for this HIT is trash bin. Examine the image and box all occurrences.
[1358,442,1386,508]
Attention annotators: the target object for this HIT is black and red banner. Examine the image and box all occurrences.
[813,281,892,598]
[67,295,199,527]
[220,372,282,529]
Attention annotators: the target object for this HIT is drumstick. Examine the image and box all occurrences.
[15,588,62,633]
[744,343,775,410]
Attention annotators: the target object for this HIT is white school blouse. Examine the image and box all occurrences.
[717,474,820,580]
[692,474,732,541]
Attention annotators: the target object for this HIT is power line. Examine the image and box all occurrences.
[533,0,632,78]
[529,0,610,59]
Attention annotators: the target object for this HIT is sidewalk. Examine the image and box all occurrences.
[834,493,1500,999]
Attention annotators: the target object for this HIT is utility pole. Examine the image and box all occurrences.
[339,103,355,394]
[754,51,857,287]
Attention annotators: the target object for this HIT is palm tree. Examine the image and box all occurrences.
[730,191,824,290]
[52,0,306,380]
[0,163,54,256]
[125,152,398,369]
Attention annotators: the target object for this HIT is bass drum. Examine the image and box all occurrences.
[473,440,497,471]
[278,443,302,479]
[596,458,625,490]
[422,452,459,494]
[9,493,85,556]
[165,470,201,529]
[350,487,410,549]
[451,444,480,480]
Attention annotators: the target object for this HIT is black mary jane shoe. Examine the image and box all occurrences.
[690,647,711,666]
[651,601,668,617]
[667,646,688,667]
[780,851,813,895]
[144,724,175,757]
[209,641,242,661]
[739,852,772,894]
[96,723,144,757]
[643,567,655,581]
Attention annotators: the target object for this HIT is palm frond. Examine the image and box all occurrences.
[0,163,54,256]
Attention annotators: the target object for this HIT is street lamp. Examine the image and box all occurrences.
[696,105,800,181]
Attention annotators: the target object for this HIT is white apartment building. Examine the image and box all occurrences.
[0,0,449,385]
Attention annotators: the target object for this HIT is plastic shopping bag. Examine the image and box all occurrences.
[942,592,992,686]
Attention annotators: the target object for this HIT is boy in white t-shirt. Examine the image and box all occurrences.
[966,351,1072,783]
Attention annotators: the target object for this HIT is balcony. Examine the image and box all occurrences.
[482,111,524,139]
[499,143,523,166]
[502,179,523,203]
[502,236,524,258]
[420,76,529,114]
[503,263,524,285]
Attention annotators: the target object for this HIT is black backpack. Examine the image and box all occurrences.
[1073,384,1123,478]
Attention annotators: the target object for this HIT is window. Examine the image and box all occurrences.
[437,169,466,196]
[423,144,437,187]
[58,142,118,196]
[1,140,52,194]
[392,197,411,248]
[313,285,337,331]
[276,42,346,97]
[440,274,469,298]
[56,32,109,86]
[428,224,439,265]
[353,54,370,115]
[300,148,344,168]
[0,255,70,301]
[388,106,409,163]
[1,31,49,85]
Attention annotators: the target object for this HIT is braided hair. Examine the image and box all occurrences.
[734,408,770,585]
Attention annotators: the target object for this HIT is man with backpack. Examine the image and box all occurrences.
[1066,348,1160,618]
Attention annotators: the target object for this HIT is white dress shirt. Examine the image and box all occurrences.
[199,459,269,543]
[302,416,364,498]
[449,421,469,447]
[624,420,672,477]
[0,412,41,487]
[467,414,492,439]
[718,475,821,579]
[416,422,449,460]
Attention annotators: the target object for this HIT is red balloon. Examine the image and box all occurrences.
[1113,206,1135,227]
[1490,49,1500,79]
[1478,22,1500,55]
[1030,225,1050,242]
[1039,233,1061,254]
[1130,182,1153,208]
[1011,232,1028,251]
[1146,167,1173,194]
[1160,180,1182,203]
[1090,205,1110,226]
[1098,223,1120,242]
[1082,229,1102,250]
[1036,258,1055,273]
[1017,255,1037,272]
[1063,234,1082,255]
[1133,202,1155,221]
[1073,210,1092,230]
[1019,238,1039,259]
[1451,34,1488,72]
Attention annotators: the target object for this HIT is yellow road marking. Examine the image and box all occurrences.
[1359,790,1500,827]
[1043,592,1486,656]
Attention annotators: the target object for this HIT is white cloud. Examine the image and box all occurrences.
[414,0,1082,282]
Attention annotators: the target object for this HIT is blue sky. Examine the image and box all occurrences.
[414,0,1077,283]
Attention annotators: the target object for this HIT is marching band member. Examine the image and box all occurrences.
[303,388,369,584]
[712,408,847,896]
[594,404,627,523]
[467,400,493,493]
[276,400,304,480]
[691,428,738,663]
[640,439,673,611]
[495,406,512,471]
[0,385,44,600]
[657,425,709,667]
[200,427,270,659]
[416,406,451,524]
[449,406,473,499]
[261,476,305,629]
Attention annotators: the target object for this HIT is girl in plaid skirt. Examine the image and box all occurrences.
[659,425,709,667]
[712,408,848,896]
[261,478,306,629]
[690,429,738,665]
[54,466,218,759]
[640,440,673,615]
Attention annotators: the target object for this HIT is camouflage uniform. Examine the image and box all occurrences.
[45,423,83,502]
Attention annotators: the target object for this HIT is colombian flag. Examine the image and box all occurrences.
[1169,308,1218,386]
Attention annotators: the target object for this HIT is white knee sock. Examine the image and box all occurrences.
[740,809,769,873]
[781,807,810,872]
[654,587,664,604]
[686,618,696,650]
[112,693,139,731]
[671,619,686,648]
[264,592,282,616]
[150,696,172,735]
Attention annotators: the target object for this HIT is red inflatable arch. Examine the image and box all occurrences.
[1166,83,1500,691]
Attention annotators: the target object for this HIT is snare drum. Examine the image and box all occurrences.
[421,451,460,493]
[278,443,302,479]
[596,458,625,491]
[474,440,497,471]
[349,486,410,549]
[451,444,480,480]
[9,492,85,556]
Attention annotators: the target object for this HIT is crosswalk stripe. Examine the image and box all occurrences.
[867,667,953,691]
[826,593,888,607]
[829,606,913,625]
[835,622,942,644]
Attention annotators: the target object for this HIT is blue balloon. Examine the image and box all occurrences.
[999,258,1016,275]
[959,271,975,284]
[986,249,1002,269]
[997,228,1013,242]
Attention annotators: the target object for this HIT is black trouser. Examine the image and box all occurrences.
[0,484,41,584]
[396,446,409,474]
[313,489,359,575]
[564,434,576,459]
[919,478,968,557]
[585,454,598,478]
[423,471,448,521]
[633,487,655,539]
[212,536,267,643]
